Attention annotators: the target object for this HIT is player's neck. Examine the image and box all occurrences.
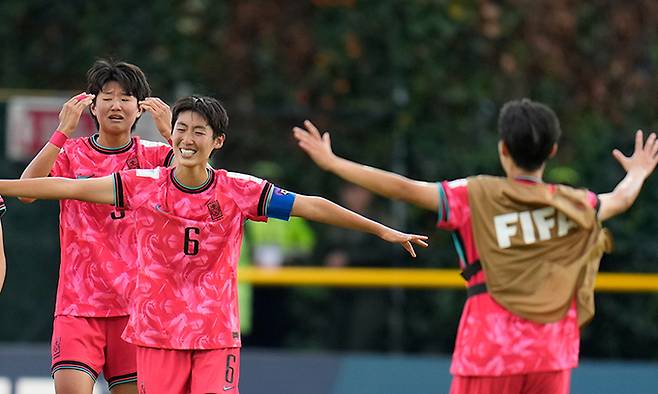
[505,165,544,182]
[96,131,131,148]
[173,166,210,189]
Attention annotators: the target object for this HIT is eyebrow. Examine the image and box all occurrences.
[100,89,130,96]
[176,122,208,131]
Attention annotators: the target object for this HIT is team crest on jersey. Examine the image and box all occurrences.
[207,200,223,221]
[126,156,140,169]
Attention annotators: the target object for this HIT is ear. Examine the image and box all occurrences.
[548,143,558,158]
[213,133,226,150]
[498,140,510,157]
[90,102,97,117]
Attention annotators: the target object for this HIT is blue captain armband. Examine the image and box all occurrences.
[266,186,296,220]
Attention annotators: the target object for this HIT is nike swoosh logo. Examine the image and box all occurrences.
[223,386,234,391]
[76,174,94,179]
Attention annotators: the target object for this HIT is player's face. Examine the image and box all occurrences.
[90,81,141,135]
[172,110,224,168]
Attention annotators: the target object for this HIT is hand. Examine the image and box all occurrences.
[612,130,658,179]
[57,93,94,135]
[378,228,429,258]
[139,97,172,141]
[293,120,338,171]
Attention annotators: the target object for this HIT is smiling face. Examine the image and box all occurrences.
[90,81,142,136]
[172,110,225,168]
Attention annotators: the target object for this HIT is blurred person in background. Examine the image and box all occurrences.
[19,59,173,394]
[238,161,316,346]
[294,98,658,394]
[321,184,394,351]
[0,95,428,393]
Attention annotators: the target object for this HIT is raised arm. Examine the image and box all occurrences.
[0,176,115,205]
[20,93,95,203]
[293,120,439,212]
[290,194,428,257]
[598,130,658,221]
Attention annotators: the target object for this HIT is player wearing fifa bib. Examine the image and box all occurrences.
[0,95,428,393]
[293,99,658,394]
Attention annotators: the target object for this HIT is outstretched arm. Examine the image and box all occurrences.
[0,224,5,294]
[0,176,115,205]
[20,93,95,203]
[598,130,658,221]
[293,120,439,212]
[290,194,428,257]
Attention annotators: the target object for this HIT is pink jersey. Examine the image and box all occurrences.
[438,178,598,377]
[114,167,271,350]
[51,134,173,317]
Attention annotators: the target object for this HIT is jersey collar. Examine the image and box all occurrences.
[170,168,215,194]
[88,133,134,155]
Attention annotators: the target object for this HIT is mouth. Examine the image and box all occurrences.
[179,147,197,159]
[108,114,124,122]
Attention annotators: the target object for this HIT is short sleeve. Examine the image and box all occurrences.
[223,172,272,222]
[139,139,175,168]
[113,168,162,210]
[586,190,599,211]
[437,178,470,231]
[0,196,6,218]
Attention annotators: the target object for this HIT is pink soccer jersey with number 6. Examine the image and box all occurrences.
[114,167,272,349]
[51,135,173,317]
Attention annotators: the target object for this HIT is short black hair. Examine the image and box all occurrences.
[171,96,229,140]
[498,98,561,171]
[86,59,151,131]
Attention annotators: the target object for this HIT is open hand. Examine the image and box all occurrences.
[293,120,337,171]
[379,229,429,258]
[612,130,658,179]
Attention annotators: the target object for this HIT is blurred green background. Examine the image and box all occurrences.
[0,0,657,361]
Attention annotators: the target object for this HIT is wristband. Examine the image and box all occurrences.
[49,130,69,148]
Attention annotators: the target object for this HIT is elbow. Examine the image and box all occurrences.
[18,197,36,204]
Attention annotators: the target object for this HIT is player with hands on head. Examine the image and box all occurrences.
[293,99,658,394]
[19,59,175,394]
[0,95,427,393]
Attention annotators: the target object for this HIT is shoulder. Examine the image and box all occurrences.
[121,167,167,182]
[136,137,169,149]
[220,170,267,186]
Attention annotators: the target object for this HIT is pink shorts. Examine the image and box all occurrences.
[450,369,571,394]
[136,346,240,394]
[51,315,137,390]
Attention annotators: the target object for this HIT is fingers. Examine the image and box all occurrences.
[402,241,416,258]
[139,97,170,115]
[611,149,627,167]
[644,132,656,153]
[634,129,644,152]
[304,120,323,139]
[406,234,429,247]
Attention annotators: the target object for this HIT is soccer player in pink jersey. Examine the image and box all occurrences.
[0,95,428,393]
[20,60,174,394]
[293,99,658,394]
[0,197,6,294]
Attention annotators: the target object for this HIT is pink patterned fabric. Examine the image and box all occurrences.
[115,167,269,349]
[438,178,598,376]
[51,135,173,317]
